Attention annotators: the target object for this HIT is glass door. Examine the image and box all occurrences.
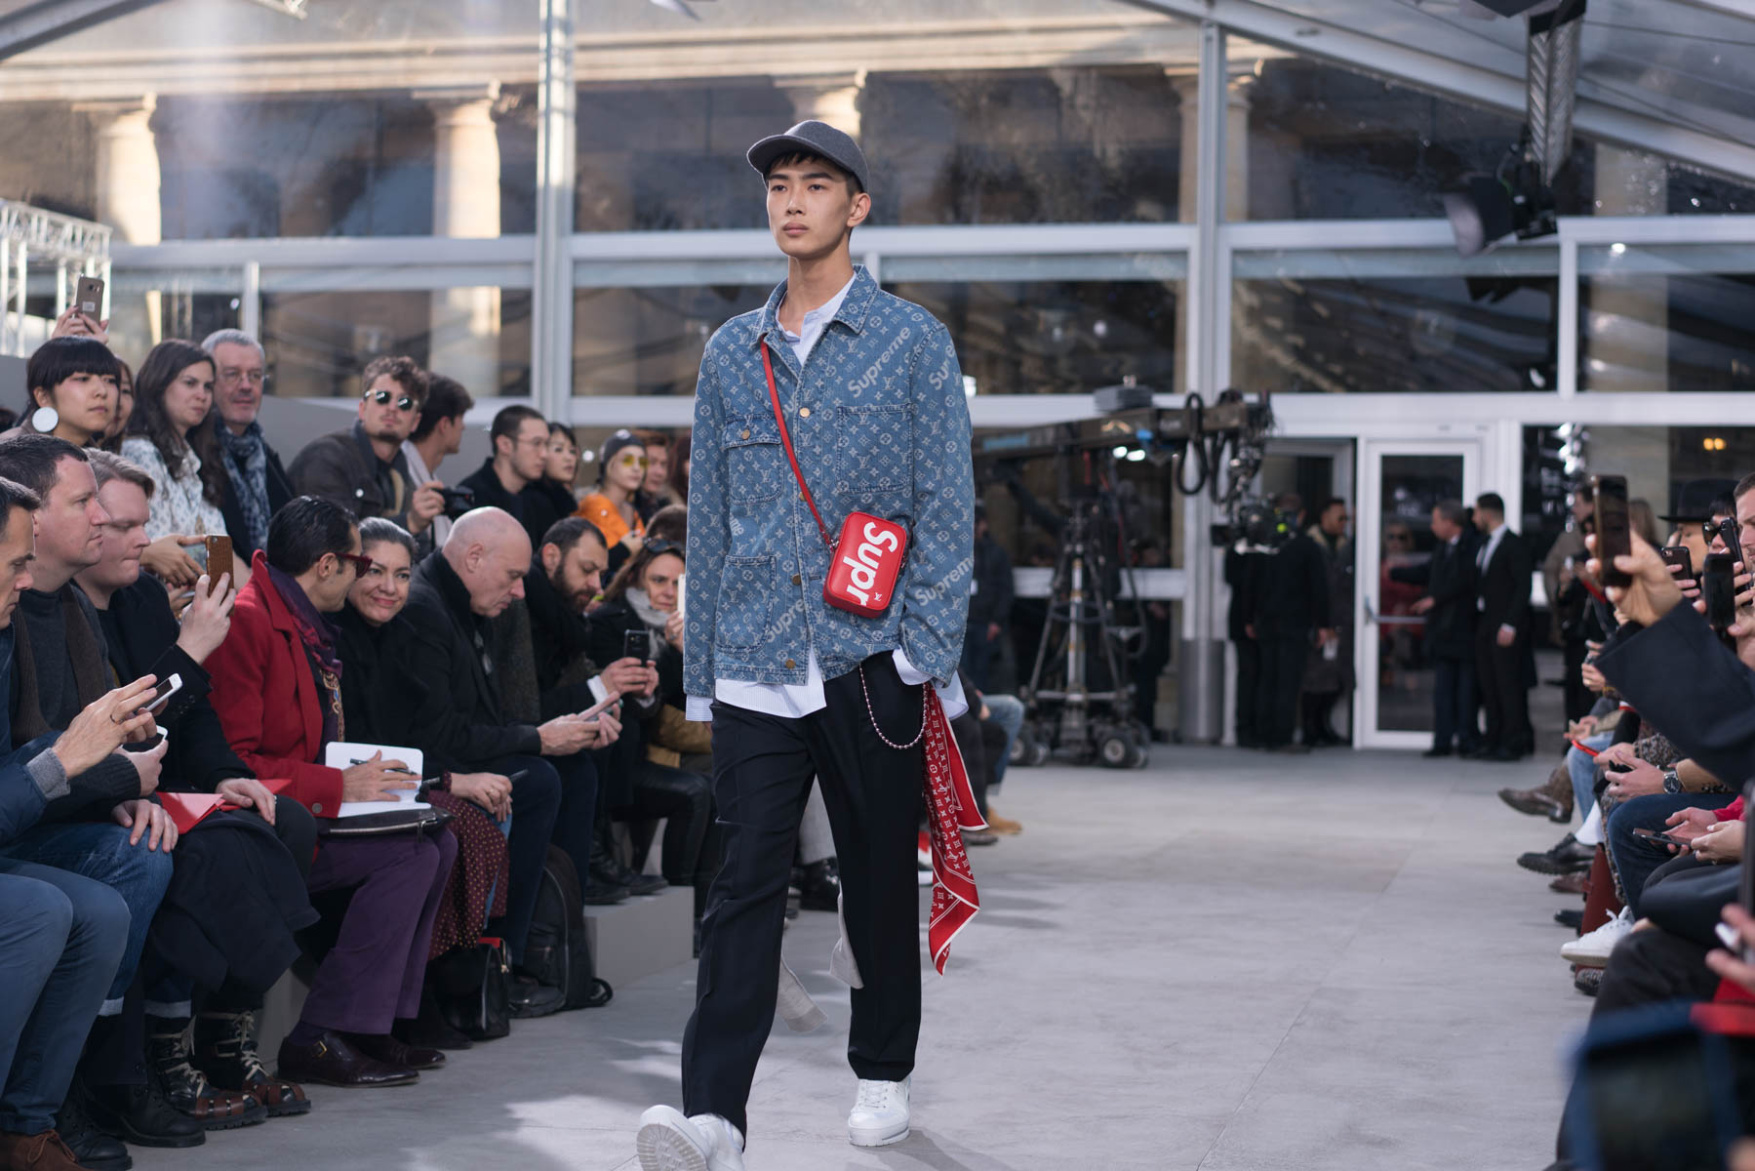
[1355,440,1482,749]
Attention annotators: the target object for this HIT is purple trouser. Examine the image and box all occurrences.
[298,830,457,1035]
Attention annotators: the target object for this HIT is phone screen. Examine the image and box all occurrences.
[1593,475,1632,588]
[1703,552,1736,633]
[204,535,233,595]
[143,674,181,714]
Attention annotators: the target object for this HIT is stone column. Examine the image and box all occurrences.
[420,84,503,398]
[774,71,866,138]
[1171,72,1251,394]
[77,94,160,355]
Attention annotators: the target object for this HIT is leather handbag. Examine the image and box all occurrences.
[761,342,907,619]
[317,805,453,839]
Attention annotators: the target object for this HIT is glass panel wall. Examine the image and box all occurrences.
[1579,244,1755,393]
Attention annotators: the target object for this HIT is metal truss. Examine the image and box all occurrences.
[0,200,111,356]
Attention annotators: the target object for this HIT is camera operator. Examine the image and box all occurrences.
[1250,493,1332,753]
[400,373,474,554]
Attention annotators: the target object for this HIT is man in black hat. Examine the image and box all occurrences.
[636,119,974,1171]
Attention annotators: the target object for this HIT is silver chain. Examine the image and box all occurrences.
[858,662,928,750]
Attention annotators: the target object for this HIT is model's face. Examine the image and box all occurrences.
[38,372,115,443]
[504,419,549,484]
[163,360,215,436]
[211,341,265,430]
[89,479,152,593]
[37,457,107,574]
[547,535,608,612]
[545,431,579,485]
[642,447,670,495]
[359,374,420,443]
[0,506,35,628]
[766,163,870,262]
[349,539,412,626]
[605,446,647,495]
[641,552,684,613]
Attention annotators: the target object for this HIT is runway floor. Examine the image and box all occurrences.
[133,745,1589,1170]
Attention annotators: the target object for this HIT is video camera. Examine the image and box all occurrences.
[1211,496,1299,552]
[439,486,476,520]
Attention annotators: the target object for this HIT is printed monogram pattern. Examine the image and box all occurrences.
[685,267,974,693]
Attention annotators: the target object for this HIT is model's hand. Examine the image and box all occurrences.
[216,777,277,824]
[176,573,235,664]
[448,772,512,820]
[340,751,418,802]
[54,677,160,778]
[141,535,205,588]
[113,799,177,851]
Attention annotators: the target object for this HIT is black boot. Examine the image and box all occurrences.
[84,1077,204,1149]
[194,1010,312,1118]
[148,1018,267,1130]
[56,1084,133,1171]
[590,838,664,897]
[794,859,840,913]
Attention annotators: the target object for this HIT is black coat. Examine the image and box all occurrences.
[335,605,431,747]
[1475,527,1533,639]
[1223,547,1266,642]
[1389,533,1478,661]
[1253,533,1330,637]
[586,600,684,711]
[97,576,251,792]
[289,422,412,527]
[400,554,541,772]
[459,460,523,521]
[215,424,294,557]
[519,479,574,550]
[522,554,602,722]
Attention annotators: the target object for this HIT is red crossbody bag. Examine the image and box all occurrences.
[761,342,907,619]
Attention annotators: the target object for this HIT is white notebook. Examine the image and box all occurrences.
[323,741,431,818]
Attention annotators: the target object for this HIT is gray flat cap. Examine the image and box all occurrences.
[747,120,868,193]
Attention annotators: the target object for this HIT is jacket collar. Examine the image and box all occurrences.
[417,550,483,636]
[753,265,878,372]
[247,549,303,638]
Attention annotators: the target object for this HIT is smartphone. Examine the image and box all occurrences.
[1719,516,1744,571]
[1703,552,1736,633]
[143,673,183,716]
[204,535,233,595]
[1592,474,1632,588]
[1657,544,1693,582]
[74,275,104,318]
[624,628,652,664]
[1632,827,1688,849]
[578,690,620,721]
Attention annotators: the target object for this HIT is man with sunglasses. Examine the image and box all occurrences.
[290,356,446,540]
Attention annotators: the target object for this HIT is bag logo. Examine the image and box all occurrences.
[839,521,901,605]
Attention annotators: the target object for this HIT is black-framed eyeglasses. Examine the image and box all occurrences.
[645,538,681,556]
[336,552,374,575]
[362,389,417,412]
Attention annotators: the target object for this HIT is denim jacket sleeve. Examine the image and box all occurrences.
[896,321,973,687]
[683,353,724,701]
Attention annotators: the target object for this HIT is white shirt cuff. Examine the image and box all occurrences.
[686,696,713,723]
[893,649,968,721]
[587,676,609,704]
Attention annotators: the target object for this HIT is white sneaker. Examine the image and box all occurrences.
[848,1076,911,1148]
[1561,908,1634,969]
[636,1106,744,1171]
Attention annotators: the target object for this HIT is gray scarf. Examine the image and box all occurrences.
[626,588,673,653]
[217,420,271,553]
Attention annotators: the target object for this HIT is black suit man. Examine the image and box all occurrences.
[1251,494,1332,753]
[1391,498,1480,756]
[1471,492,1533,760]
[1224,543,1268,747]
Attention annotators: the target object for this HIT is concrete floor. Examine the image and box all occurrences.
[133,747,1591,1171]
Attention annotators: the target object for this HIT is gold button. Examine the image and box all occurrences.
[791,574,802,585]
[785,659,797,669]
[799,407,811,419]
[740,428,750,440]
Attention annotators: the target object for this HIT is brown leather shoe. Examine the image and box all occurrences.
[1497,785,1568,822]
[985,807,1023,836]
[1551,872,1590,896]
[349,1033,445,1072]
[0,1129,84,1170]
[277,1032,418,1089]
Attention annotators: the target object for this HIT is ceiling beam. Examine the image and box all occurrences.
[0,0,169,62]
[1125,0,1755,185]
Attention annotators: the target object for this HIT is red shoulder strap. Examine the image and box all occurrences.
[762,341,836,551]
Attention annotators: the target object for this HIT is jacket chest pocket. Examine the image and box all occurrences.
[723,415,785,504]
[836,405,912,493]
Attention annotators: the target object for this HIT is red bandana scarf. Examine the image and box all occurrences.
[923,684,985,973]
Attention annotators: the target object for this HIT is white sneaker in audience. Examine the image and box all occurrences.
[636,1106,744,1171]
[1560,907,1633,968]
[847,1076,911,1147]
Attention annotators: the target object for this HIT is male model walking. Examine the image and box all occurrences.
[636,120,976,1170]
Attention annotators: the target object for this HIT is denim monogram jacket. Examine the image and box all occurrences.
[683,267,974,697]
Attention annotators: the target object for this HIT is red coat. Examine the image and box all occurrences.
[208,551,345,818]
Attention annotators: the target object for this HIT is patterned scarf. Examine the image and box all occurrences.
[217,421,271,553]
[923,684,984,974]
[266,564,345,747]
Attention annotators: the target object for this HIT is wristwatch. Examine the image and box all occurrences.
[1662,767,1683,794]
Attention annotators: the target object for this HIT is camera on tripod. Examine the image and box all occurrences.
[1211,497,1299,552]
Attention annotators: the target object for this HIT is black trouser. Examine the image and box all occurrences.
[682,654,926,1140]
[616,761,715,888]
[1431,654,1478,752]
[1562,636,1593,724]
[1255,632,1309,749]
[547,750,600,906]
[1234,637,1262,746]
[1474,631,1530,755]
[479,754,563,965]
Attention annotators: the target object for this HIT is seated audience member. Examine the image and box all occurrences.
[631,429,679,522]
[203,330,292,561]
[397,508,612,991]
[337,518,533,1010]
[77,451,319,1124]
[206,496,457,1088]
[0,434,180,1165]
[587,539,720,915]
[96,359,133,455]
[19,336,118,449]
[0,476,135,1171]
[400,373,473,554]
[289,356,443,542]
[525,422,582,532]
[459,405,552,549]
[576,430,647,573]
[122,340,232,596]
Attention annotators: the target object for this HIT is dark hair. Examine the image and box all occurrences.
[763,150,865,197]
[600,540,685,607]
[26,337,117,419]
[1434,499,1466,527]
[547,421,576,445]
[0,431,87,498]
[267,495,358,576]
[1711,493,1738,519]
[360,355,429,409]
[646,503,687,545]
[540,516,606,558]
[490,404,546,453]
[1317,497,1347,517]
[87,449,155,499]
[1735,474,1755,506]
[357,516,417,561]
[1476,492,1506,516]
[0,476,42,545]
[128,340,226,507]
[632,428,672,453]
[412,373,473,441]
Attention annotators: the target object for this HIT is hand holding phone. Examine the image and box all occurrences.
[203,535,233,597]
[577,691,621,721]
[1703,552,1737,633]
[1633,826,1689,850]
[624,628,652,664]
[74,275,105,318]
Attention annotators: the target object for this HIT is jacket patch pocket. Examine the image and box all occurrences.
[724,415,784,503]
[714,555,775,651]
[836,404,912,492]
